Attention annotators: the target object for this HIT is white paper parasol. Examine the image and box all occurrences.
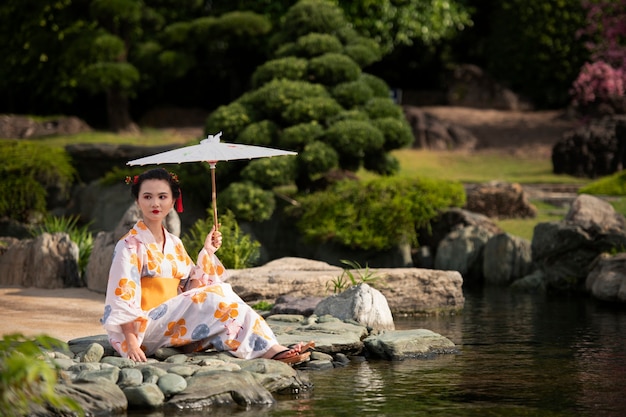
[127,132,297,228]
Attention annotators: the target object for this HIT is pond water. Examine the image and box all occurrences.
[131,287,626,417]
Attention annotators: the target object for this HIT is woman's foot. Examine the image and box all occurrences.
[264,341,315,365]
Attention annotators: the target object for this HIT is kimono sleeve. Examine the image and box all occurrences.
[187,247,227,286]
[101,236,146,332]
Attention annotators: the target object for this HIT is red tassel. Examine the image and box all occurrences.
[176,190,184,213]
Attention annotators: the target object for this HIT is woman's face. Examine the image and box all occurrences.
[137,179,175,223]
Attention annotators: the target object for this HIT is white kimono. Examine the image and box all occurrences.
[101,220,278,359]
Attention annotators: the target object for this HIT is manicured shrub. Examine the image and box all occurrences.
[360,73,391,98]
[343,39,382,67]
[240,156,297,188]
[278,121,325,150]
[219,181,275,222]
[331,80,374,108]
[290,177,466,251]
[308,52,361,86]
[237,120,279,147]
[0,141,75,223]
[327,109,370,124]
[297,141,340,179]
[323,120,385,160]
[204,102,252,140]
[250,56,308,88]
[277,0,347,43]
[372,117,414,151]
[362,97,404,119]
[239,79,329,121]
[578,170,626,196]
[281,96,344,125]
[363,152,400,176]
[294,33,343,58]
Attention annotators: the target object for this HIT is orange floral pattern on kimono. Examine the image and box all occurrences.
[102,220,280,360]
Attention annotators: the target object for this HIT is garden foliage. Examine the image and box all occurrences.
[0,141,75,223]
[288,176,466,251]
[570,0,626,116]
[204,0,414,223]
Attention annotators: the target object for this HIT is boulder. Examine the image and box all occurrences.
[483,233,534,286]
[363,329,458,360]
[0,114,91,139]
[464,181,537,219]
[446,64,533,111]
[417,207,502,261]
[229,257,465,315]
[586,253,626,302]
[313,283,395,330]
[403,106,477,150]
[434,225,497,285]
[0,232,80,288]
[532,194,626,291]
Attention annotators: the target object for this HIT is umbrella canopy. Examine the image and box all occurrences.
[127,132,297,227]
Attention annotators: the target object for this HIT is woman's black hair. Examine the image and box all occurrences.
[130,168,181,201]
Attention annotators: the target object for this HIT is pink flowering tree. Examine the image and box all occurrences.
[570,0,626,116]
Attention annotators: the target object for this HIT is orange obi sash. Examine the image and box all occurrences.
[140,277,180,311]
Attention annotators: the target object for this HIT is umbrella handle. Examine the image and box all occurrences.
[210,162,219,230]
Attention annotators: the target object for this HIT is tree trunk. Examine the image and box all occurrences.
[106,89,139,134]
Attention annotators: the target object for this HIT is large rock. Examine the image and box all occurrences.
[586,253,626,302]
[229,257,465,315]
[313,283,395,330]
[483,233,534,286]
[434,225,497,285]
[446,64,533,111]
[417,208,502,262]
[464,181,537,219]
[0,114,91,139]
[532,194,626,291]
[0,233,80,288]
[364,329,458,360]
[403,106,477,150]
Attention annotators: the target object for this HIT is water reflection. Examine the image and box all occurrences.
[128,288,626,417]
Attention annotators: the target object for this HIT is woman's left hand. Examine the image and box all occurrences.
[204,225,222,254]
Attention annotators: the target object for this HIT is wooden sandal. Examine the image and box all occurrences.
[271,349,311,365]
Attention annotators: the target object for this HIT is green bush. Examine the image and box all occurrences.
[578,171,626,195]
[0,333,83,416]
[294,33,343,58]
[0,141,75,223]
[372,117,414,151]
[331,80,374,108]
[250,57,308,88]
[323,120,385,159]
[362,97,404,119]
[290,176,466,251]
[308,53,361,86]
[219,181,275,222]
[204,102,252,140]
[182,209,261,269]
[239,79,329,121]
[240,156,297,188]
[297,141,340,179]
[363,152,401,176]
[236,120,279,147]
[281,96,344,125]
[360,73,391,98]
[343,39,382,67]
[278,122,325,151]
[327,109,371,124]
[276,0,347,44]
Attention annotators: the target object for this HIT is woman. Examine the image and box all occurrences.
[101,168,312,364]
